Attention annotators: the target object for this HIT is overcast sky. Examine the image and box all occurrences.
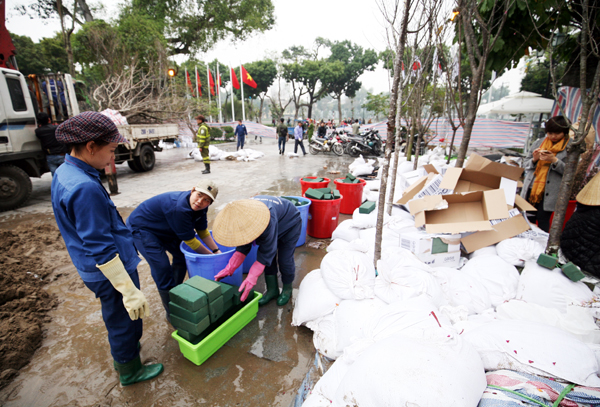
[6,0,524,94]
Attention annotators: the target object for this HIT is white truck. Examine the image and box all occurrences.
[0,68,179,211]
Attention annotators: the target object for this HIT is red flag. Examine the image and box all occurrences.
[208,70,215,96]
[241,65,257,88]
[218,74,222,87]
[186,70,195,96]
[231,68,240,89]
[196,71,202,97]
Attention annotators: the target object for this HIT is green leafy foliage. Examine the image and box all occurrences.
[12,32,69,75]
[362,92,389,119]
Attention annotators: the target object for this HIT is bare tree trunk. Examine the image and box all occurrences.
[374,0,411,266]
[77,0,94,22]
[446,128,458,164]
[337,96,343,123]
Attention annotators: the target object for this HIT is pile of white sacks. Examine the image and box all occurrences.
[294,149,600,406]
[189,145,265,162]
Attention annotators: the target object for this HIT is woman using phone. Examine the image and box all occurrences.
[520,116,571,232]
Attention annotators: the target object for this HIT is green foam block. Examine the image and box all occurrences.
[169,284,208,312]
[537,253,558,269]
[324,193,333,200]
[359,201,376,214]
[215,281,235,303]
[305,189,324,200]
[208,296,224,323]
[561,262,586,282]
[185,276,222,302]
[171,314,210,336]
[346,173,356,181]
[169,301,209,323]
[333,190,341,199]
[175,328,209,345]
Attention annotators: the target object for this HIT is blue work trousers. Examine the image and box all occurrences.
[47,154,65,176]
[278,136,286,153]
[263,221,301,284]
[237,135,245,150]
[84,272,143,364]
[130,229,187,291]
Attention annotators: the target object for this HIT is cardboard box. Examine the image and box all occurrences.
[461,214,531,253]
[399,231,462,268]
[409,189,510,234]
[439,154,523,194]
[396,165,440,205]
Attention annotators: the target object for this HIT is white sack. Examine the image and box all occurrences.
[375,261,447,306]
[292,269,340,327]
[463,319,600,387]
[334,298,386,352]
[516,261,595,312]
[469,245,498,259]
[308,314,340,359]
[326,238,369,253]
[330,220,360,242]
[496,238,545,267]
[308,356,352,403]
[320,250,376,300]
[300,393,331,407]
[460,255,520,307]
[333,334,486,407]
[350,207,390,229]
[431,266,492,315]
[496,300,600,344]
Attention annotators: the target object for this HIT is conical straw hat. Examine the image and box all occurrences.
[213,199,270,247]
[576,172,600,206]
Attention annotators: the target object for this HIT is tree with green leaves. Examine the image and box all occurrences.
[11,32,69,75]
[131,0,275,56]
[362,92,389,120]
[322,40,379,123]
[520,55,566,96]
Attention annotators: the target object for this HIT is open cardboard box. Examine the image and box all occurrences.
[408,189,531,252]
[395,164,439,205]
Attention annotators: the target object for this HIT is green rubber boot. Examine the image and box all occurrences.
[277,283,293,306]
[258,275,279,306]
[114,356,164,386]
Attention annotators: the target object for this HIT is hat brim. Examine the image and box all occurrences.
[195,186,216,201]
[102,131,128,144]
[213,200,270,247]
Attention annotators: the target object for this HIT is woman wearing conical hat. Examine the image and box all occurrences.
[213,196,302,306]
[560,172,600,277]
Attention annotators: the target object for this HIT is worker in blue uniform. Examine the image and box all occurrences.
[126,180,220,320]
[213,196,301,306]
[51,111,163,386]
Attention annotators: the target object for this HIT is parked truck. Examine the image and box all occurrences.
[0,68,179,211]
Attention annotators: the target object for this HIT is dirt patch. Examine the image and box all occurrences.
[0,222,69,389]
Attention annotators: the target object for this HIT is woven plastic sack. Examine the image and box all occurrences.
[292,269,340,327]
[320,250,376,300]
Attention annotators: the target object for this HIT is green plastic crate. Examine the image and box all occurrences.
[171,291,262,366]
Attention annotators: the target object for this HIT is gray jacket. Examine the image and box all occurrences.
[520,137,571,212]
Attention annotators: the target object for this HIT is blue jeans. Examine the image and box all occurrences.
[47,154,65,176]
[237,135,245,150]
[129,228,187,291]
[84,272,143,363]
[264,220,301,284]
[278,137,286,153]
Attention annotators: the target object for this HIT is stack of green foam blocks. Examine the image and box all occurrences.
[169,276,253,345]
[302,177,325,183]
[339,173,361,184]
[281,196,309,206]
[305,188,341,200]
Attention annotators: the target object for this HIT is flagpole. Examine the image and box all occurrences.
[240,63,246,122]
[206,65,212,122]
[230,66,235,121]
[216,62,223,123]
[184,67,189,97]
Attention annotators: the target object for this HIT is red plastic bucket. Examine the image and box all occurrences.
[300,176,330,196]
[305,196,342,239]
[334,178,366,215]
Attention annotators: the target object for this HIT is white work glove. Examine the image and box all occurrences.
[97,254,150,320]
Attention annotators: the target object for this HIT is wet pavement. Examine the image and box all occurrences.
[0,137,355,407]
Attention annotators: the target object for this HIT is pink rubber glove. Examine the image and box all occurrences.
[239,261,265,301]
[214,251,246,281]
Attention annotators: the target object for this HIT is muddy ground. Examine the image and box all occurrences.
[0,140,353,406]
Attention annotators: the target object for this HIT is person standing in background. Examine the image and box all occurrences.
[352,119,360,135]
[196,115,211,174]
[35,112,68,176]
[277,118,288,155]
[234,119,247,151]
[294,120,306,156]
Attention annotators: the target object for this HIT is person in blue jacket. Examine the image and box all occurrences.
[234,119,248,151]
[51,111,163,386]
[126,180,220,320]
[213,196,301,306]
